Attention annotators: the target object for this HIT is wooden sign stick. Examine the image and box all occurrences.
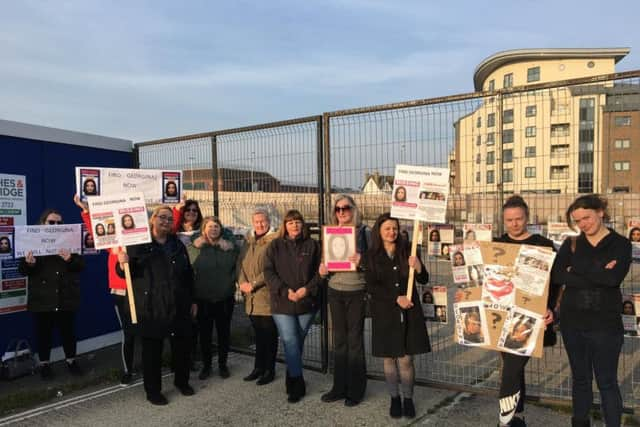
[122,246,138,324]
[406,219,422,299]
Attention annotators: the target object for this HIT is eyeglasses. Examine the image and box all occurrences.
[334,205,352,213]
[47,220,63,225]
[157,215,173,222]
[185,208,198,213]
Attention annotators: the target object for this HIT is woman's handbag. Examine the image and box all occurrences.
[1,339,36,380]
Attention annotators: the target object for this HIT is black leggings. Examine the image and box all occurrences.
[33,311,77,362]
[197,297,234,368]
[498,352,529,425]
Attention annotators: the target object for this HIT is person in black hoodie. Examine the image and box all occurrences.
[116,205,197,406]
[264,209,321,403]
[552,194,631,427]
[494,196,557,427]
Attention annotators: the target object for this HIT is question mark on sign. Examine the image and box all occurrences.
[522,296,531,305]
[464,290,471,300]
[491,312,502,329]
[492,246,506,263]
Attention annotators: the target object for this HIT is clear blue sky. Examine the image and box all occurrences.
[2,0,639,142]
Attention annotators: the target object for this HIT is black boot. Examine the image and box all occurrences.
[403,398,416,418]
[389,396,402,418]
[285,371,292,395]
[571,417,590,427]
[287,376,306,403]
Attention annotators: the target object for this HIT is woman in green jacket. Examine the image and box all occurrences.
[187,216,238,380]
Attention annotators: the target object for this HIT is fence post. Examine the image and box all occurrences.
[319,114,330,373]
[211,135,219,217]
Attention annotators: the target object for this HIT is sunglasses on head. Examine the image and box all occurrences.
[47,220,63,225]
[334,205,352,213]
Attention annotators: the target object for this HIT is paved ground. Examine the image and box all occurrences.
[0,352,578,427]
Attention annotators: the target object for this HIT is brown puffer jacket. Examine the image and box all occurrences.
[237,230,277,316]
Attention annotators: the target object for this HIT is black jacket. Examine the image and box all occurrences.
[116,235,194,338]
[552,229,631,332]
[19,254,85,312]
[264,235,321,315]
[364,250,431,357]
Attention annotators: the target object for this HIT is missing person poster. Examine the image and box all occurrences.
[81,224,99,255]
[87,193,151,250]
[622,294,640,337]
[451,242,484,285]
[547,222,579,250]
[463,224,492,242]
[390,164,450,223]
[627,220,640,263]
[454,301,489,346]
[14,224,82,257]
[322,226,356,272]
[421,285,448,323]
[453,241,553,358]
[76,167,183,203]
[427,224,454,256]
[0,173,27,226]
[0,226,28,315]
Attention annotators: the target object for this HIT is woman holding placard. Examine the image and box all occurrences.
[553,194,631,427]
[19,209,85,380]
[264,209,321,403]
[116,205,197,406]
[186,216,238,381]
[74,194,136,385]
[318,195,370,406]
[364,212,430,419]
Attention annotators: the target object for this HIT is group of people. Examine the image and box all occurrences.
[15,192,633,426]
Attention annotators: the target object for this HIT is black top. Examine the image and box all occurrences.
[494,233,558,309]
[552,229,631,332]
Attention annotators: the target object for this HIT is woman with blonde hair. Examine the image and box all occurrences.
[319,195,370,406]
[187,216,238,380]
[116,205,196,405]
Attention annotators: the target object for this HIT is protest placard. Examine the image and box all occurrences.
[14,224,82,258]
[0,226,28,315]
[426,224,454,256]
[87,193,151,250]
[453,240,555,358]
[322,226,356,272]
[0,174,27,226]
[76,167,183,203]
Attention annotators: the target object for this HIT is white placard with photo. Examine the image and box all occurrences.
[14,224,82,257]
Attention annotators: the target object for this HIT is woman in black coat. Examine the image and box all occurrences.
[364,212,430,419]
[116,205,197,406]
[19,209,85,380]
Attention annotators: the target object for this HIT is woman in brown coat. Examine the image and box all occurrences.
[238,209,278,385]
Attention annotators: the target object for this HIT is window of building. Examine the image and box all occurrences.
[615,116,632,127]
[525,167,536,178]
[486,132,495,145]
[612,186,630,193]
[527,66,540,83]
[551,144,569,157]
[503,73,513,89]
[476,153,481,164]
[525,105,537,117]
[475,171,481,182]
[614,161,630,171]
[525,146,536,157]
[614,139,630,149]
[487,113,495,128]
[488,79,495,92]
[503,109,514,124]
[503,168,513,182]
[525,126,536,137]
[477,116,482,128]
[486,151,495,165]
[476,135,482,146]
[503,149,513,163]
[487,170,495,184]
[502,129,514,143]
[550,165,570,179]
[551,124,570,137]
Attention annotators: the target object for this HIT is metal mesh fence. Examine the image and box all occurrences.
[136,70,640,408]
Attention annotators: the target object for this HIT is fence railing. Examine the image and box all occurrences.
[136,69,640,410]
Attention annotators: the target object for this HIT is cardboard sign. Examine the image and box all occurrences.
[87,193,151,250]
[76,167,183,204]
[14,224,82,257]
[390,164,449,223]
[453,241,555,358]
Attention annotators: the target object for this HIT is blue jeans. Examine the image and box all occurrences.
[272,312,316,377]
[561,326,623,426]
